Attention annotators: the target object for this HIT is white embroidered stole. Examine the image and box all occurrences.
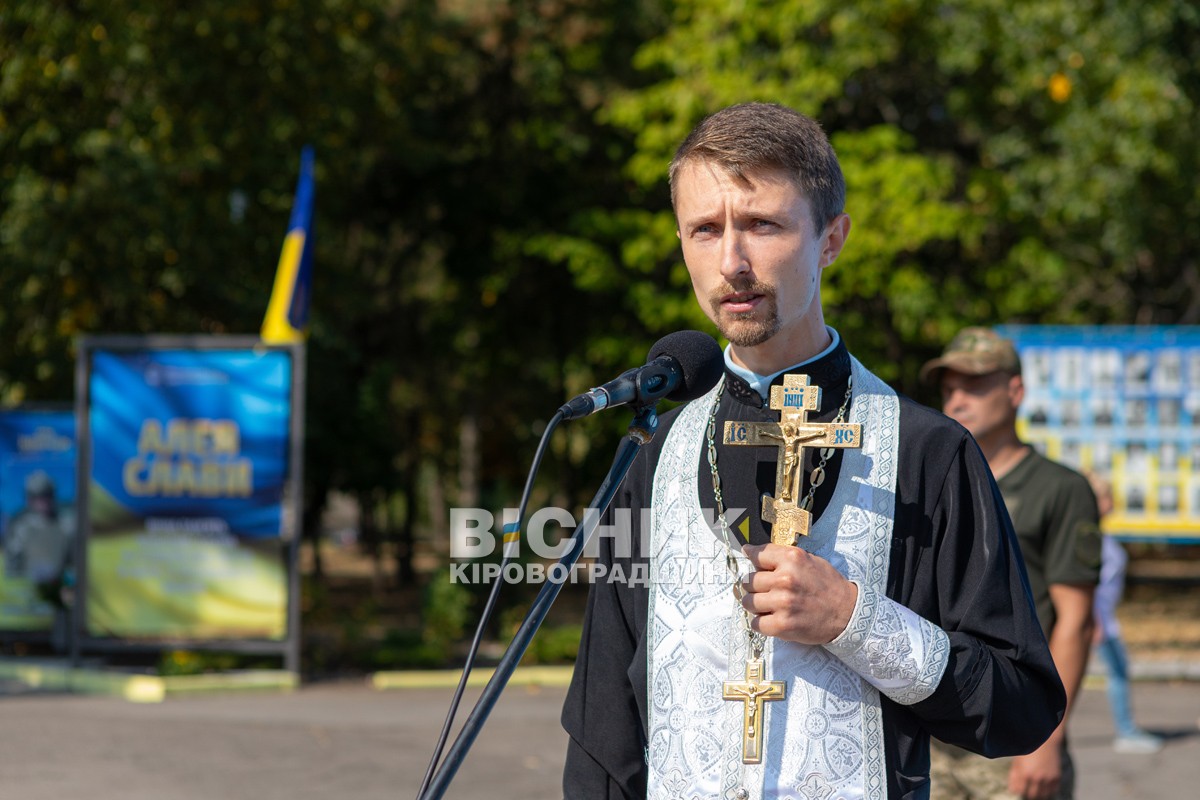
[646,358,919,800]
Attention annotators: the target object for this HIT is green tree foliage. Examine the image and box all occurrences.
[0,0,397,398]
[3,0,1200,595]
[0,0,672,585]
[580,0,1200,390]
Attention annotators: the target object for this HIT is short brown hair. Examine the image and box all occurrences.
[669,102,846,233]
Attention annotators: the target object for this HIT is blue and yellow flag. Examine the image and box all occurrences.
[261,146,315,343]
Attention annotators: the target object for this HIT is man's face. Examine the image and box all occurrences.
[674,161,845,353]
[939,369,1023,442]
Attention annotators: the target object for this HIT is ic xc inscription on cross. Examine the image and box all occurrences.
[722,374,861,546]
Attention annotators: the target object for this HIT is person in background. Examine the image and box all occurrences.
[1086,471,1164,754]
[923,327,1101,800]
[4,470,73,584]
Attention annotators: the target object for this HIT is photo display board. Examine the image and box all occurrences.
[0,409,76,632]
[999,325,1200,542]
[77,337,302,654]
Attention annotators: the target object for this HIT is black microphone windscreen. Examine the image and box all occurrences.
[647,330,724,402]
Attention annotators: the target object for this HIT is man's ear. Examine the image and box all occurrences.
[820,213,851,269]
[1008,374,1026,409]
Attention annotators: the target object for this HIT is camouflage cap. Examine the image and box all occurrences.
[920,327,1022,385]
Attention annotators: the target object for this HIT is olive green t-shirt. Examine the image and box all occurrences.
[996,448,1102,635]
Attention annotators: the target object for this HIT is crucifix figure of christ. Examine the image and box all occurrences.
[723,657,787,764]
[722,374,862,546]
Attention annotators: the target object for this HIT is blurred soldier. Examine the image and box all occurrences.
[4,470,74,584]
[923,328,1101,800]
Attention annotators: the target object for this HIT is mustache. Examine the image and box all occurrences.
[709,279,775,304]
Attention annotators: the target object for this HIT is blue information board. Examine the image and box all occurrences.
[82,342,300,642]
[89,349,291,539]
[0,409,76,631]
[999,325,1200,541]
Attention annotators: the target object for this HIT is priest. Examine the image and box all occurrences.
[561,102,1065,800]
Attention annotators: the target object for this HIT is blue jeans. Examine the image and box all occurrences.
[1096,635,1140,737]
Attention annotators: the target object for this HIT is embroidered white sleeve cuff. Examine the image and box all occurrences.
[823,581,950,705]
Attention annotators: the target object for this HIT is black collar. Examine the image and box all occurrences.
[723,338,852,413]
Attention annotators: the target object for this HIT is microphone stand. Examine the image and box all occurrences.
[419,405,659,800]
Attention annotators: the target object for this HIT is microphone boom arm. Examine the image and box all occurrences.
[418,405,660,800]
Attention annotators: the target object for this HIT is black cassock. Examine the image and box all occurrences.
[561,339,1065,799]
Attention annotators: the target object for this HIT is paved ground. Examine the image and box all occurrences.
[1,674,1198,799]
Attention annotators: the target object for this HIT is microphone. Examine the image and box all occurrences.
[559,330,723,420]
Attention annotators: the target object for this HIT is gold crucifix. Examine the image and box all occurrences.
[722,657,786,764]
[723,374,861,546]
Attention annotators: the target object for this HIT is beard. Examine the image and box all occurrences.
[708,279,780,347]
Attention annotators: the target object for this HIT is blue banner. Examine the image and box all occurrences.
[0,409,76,631]
[86,347,295,640]
[998,325,1200,541]
[90,350,291,538]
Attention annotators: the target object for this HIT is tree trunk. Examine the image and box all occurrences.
[458,409,480,509]
[426,459,449,557]
[303,494,324,581]
[358,490,387,594]
[394,441,418,586]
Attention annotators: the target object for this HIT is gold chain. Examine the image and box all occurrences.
[797,375,853,513]
[706,373,853,659]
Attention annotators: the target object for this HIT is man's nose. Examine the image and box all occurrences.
[720,230,750,281]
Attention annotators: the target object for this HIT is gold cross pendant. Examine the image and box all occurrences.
[722,658,786,764]
[722,374,862,546]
